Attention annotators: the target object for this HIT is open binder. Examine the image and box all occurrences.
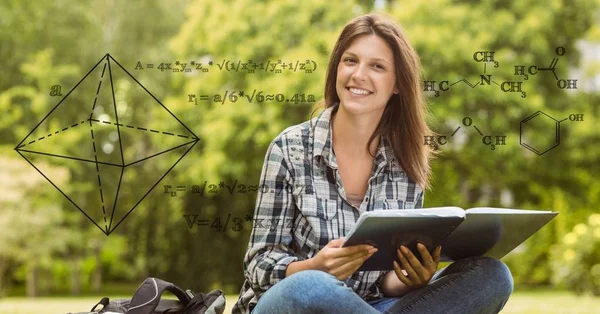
[341,207,558,271]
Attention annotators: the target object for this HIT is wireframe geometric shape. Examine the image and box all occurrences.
[15,54,199,235]
[519,110,560,156]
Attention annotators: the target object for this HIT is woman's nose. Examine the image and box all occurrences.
[351,64,368,82]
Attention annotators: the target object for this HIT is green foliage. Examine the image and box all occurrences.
[393,0,600,287]
[0,0,599,297]
[550,214,600,295]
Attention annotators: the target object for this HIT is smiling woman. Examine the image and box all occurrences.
[232,13,513,314]
[337,35,399,115]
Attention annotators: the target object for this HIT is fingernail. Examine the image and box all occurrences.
[368,248,378,254]
[401,246,408,254]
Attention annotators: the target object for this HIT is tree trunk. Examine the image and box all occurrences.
[92,245,102,292]
[70,259,81,295]
[0,259,5,297]
[26,262,37,297]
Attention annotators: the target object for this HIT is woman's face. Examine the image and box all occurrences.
[336,34,399,117]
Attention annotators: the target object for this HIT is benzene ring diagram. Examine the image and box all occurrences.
[14,54,199,235]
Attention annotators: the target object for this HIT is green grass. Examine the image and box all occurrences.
[0,289,598,314]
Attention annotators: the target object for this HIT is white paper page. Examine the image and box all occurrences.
[466,207,555,214]
[364,206,466,218]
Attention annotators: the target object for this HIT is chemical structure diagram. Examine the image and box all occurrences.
[424,117,506,151]
[520,111,584,155]
[423,47,578,98]
[425,111,584,155]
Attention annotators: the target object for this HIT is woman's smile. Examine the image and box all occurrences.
[336,34,398,116]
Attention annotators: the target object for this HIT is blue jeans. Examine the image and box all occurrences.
[251,256,513,314]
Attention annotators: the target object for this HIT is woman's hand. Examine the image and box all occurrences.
[393,243,441,291]
[311,237,378,281]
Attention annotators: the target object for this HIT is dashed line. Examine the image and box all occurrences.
[92,62,108,230]
[90,98,98,117]
[91,129,108,229]
[99,181,104,203]
[20,118,194,148]
[83,60,111,232]
[87,119,191,138]
[20,120,89,147]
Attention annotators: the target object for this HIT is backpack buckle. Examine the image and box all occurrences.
[185,289,195,299]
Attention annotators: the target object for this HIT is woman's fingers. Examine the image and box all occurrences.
[333,251,374,279]
[330,246,376,270]
[416,243,436,272]
[393,260,413,287]
[332,244,374,259]
[345,246,377,262]
[397,247,423,285]
[336,259,364,279]
[399,246,429,282]
[433,245,442,264]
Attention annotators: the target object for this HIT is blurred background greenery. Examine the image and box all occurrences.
[0,0,599,313]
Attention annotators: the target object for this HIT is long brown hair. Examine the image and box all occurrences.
[311,13,435,190]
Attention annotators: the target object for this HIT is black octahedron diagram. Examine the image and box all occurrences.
[14,54,199,235]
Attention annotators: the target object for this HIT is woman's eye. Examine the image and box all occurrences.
[374,64,385,70]
[344,57,356,63]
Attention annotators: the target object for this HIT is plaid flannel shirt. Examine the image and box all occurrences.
[232,105,424,314]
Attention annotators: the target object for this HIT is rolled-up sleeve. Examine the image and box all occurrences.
[243,138,299,293]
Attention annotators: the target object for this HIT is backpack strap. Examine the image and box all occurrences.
[183,290,226,314]
[90,297,110,312]
[128,277,191,314]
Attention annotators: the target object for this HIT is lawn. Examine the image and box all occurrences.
[0,289,598,314]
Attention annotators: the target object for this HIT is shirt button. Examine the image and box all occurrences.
[364,196,369,202]
[291,147,296,151]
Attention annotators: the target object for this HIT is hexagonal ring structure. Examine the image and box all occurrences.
[519,110,561,155]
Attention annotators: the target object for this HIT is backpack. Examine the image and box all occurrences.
[68,277,226,314]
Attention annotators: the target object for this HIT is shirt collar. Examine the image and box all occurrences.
[310,104,394,172]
